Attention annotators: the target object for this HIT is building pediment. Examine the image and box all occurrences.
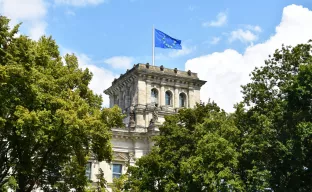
[113,152,129,162]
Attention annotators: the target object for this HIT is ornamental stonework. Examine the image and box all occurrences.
[104,63,206,133]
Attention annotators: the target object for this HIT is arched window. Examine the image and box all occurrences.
[179,93,186,107]
[151,88,158,104]
[165,91,172,105]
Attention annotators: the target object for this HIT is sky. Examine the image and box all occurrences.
[1,0,312,112]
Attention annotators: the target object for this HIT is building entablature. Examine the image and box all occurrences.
[120,103,180,115]
[111,128,158,139]
[82,62,207,190]
[104,63,206,96]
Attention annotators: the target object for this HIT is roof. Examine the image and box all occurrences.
[104,63,207,95]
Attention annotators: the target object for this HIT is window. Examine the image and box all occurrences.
[165,91,172,105]
[179,93,186,107]
[85,162,92,180]
[112,164,122,179]
[151,88,158,104]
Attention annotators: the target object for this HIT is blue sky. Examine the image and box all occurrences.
[1,0,312,111]
[45,0,311,69]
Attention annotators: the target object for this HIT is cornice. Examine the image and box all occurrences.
[112,129,151,139]
[112,126,160,139]
[104,63,207,96]
[126,104,179,115]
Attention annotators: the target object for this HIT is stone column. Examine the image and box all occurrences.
[146,80,152,105]
[188,87,194,108]
[137,79,146,105]
[145,80,152,127]
[135,77,147,131]
[119,90,123,109]
[134,139,145,159]
[109,95,114,108]
[194,88,201,106]
[174,86,179,108]
[124,88,128,110]
[160,84,165,107]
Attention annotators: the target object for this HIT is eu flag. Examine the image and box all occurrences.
[155,29,182,49]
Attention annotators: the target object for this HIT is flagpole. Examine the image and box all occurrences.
[152,25,155,66]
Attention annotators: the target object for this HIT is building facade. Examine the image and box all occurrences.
[88,63,206,191]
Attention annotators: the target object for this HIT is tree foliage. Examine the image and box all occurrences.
[85,168,108,192]
[125,103,244,191]
[112,174,129,192]
[125,41,312,191]
[240,42,312,192]
[0,16,124,192]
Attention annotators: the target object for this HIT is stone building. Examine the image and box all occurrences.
[87,63,206,191]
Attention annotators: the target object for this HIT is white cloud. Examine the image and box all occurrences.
[229,29,258,43]
[0,0,46,21]
[202,11,227,27]
[104,56,134,70]
[78,54,117,107]
[61,48,118,107]
[65,10,76,16]
[228,25,262,44]
[246,25,262,32]
[54,0,107,6]
[210,37,221,45]
[29,21,47,40]
[154,44,196,60]
[202,37,221,45]
[168,44,196,58]
[0,0,47,40]
[186,4,312,112]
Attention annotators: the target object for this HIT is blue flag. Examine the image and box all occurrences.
[154,29,182,49]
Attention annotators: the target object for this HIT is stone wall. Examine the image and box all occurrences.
[97,63,207,191]
[104,63,206,130]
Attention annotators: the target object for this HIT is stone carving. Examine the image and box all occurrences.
[113,78,117,84]
[130,104,135,112]
[160,65,164,71]
[113,152,129,161]
[149,104,159,126]
[152,105,159,122]
[174,68,178,73]
[128,152,135,161]
[187,70,192,76]
[128,104,135,129]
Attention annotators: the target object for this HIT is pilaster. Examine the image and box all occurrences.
[109,95,114,107]
[137,79,146,105]
[174,86,179,108]
[188,87,194,108]
[160,83,165,107]
[146,80,152,105]
[118,89,123,109]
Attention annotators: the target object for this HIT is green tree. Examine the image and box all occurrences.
[96,168,108,192]
[232,103,272,191]
[125,41,312,192]
[125,102,244,191]
[0,16,124,192]
[240,41,312,191]
[85,168,108,192]
[112,174,128,192]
